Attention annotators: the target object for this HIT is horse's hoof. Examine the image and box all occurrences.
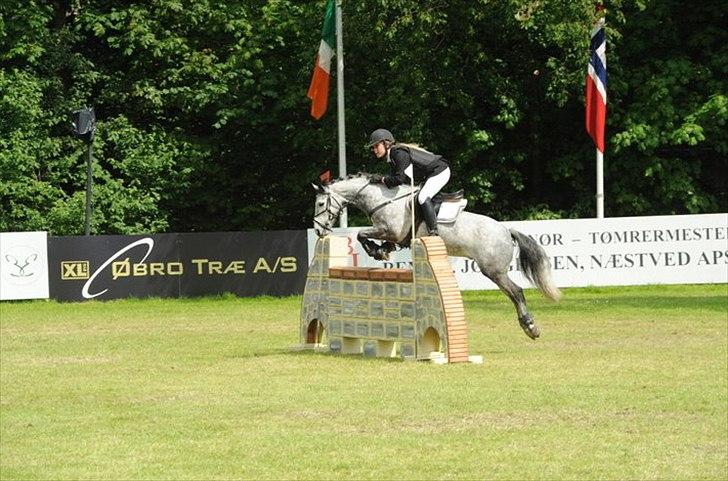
[519,315,540,340]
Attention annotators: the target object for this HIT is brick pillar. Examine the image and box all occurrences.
[420,237,469,363]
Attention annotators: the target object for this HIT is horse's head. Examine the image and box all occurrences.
[312,183,346,238]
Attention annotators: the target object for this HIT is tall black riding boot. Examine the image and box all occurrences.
[421,198,439,236]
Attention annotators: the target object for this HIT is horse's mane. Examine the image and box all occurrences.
[329,172,375,184]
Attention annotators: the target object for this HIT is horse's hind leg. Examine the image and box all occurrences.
[487,271,541,340]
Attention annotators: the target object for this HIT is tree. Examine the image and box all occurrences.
[1,0,725,235]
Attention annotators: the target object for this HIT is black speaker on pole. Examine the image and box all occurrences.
[72,107,96,235]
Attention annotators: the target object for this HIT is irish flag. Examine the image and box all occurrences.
[307,0,336,120]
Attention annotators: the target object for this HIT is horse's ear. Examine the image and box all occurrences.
[311,182,328,193]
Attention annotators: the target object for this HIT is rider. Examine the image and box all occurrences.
[368,128,450,236]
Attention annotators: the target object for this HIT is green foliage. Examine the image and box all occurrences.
[0,0,725,234]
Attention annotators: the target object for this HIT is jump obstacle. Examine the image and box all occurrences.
[299,235,478,363]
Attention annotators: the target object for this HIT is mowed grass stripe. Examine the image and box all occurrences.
[1,285,726,480]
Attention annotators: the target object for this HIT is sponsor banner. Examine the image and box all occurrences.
[49,231,308,301]
[49,234,179,301]
[178,231,305,297]
[307,213,728,289]
[0,231,50,300]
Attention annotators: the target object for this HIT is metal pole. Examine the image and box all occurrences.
[84,139,93,235]
[411,175,416,241]
[335,0,347,227]
[596,148,604,218]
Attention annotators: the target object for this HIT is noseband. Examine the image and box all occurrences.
[314,191,346,234]
[314,181,374,234]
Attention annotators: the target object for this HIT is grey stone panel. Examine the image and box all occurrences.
[399,284,413,299]
[386,324,399,338]
[356,323,369,337]
[343,282,354,296]
[355,299,369,317]
[356,282,369,297]
[330,279,341,294]
[415,261,433,279]
[371,283,384,298]
[342,299,355,315]
[370,301,384,318]
[343,321,356,336]
[401,325,415,339]
[371,323,384,338]
[306,278,320,292]
[329,320,342,335]
[400,302,414,319]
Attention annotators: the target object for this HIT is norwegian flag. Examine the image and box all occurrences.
[585,16,607,152]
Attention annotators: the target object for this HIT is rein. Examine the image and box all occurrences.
[367,187,420,216]
[313,191,345,234]
[314,180,420,233]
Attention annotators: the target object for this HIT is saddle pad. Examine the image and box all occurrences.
[437,199,467,224]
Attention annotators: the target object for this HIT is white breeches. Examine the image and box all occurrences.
[418,168,451,204]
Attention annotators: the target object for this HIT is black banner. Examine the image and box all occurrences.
[48,231,308,301]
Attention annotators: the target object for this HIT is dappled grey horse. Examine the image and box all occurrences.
[312,173,561,339]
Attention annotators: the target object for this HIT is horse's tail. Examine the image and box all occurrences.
[509,229,562,301]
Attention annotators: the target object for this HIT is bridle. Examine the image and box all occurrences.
[314,179,418,233]
[314,190,346,234]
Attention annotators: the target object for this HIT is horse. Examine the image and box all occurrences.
[311,173,561,339]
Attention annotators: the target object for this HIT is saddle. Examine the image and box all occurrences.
[432,190,467,224]
[398,190,467,248]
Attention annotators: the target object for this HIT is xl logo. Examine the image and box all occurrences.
[1,246,41,286]
[61,261,90,280]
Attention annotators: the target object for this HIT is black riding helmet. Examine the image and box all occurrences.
[367,128,394,147]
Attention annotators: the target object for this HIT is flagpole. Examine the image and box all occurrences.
[596,148,604,218]
[335,0,347,228]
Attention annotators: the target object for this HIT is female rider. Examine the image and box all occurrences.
[367,128,450,236]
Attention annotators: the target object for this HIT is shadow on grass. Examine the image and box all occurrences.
[223,347,293,359]
[280,347,421,364]
[466,294,727,313]
[223,347,404,363]
[551,294,727,312]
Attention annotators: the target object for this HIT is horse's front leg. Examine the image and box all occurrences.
[357,228,395,261]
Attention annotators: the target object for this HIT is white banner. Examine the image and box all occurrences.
[0,231,50,300]
[307,213,728,289]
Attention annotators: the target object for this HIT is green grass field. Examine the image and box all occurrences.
[1,285,726,480]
